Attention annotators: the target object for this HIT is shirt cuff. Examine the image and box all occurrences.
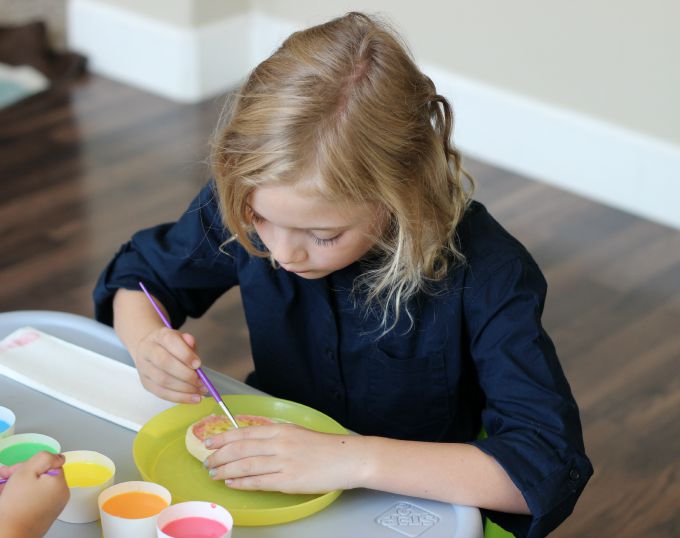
[470,436,593,537]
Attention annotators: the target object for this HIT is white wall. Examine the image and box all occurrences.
[67,0,680,229]
[95,0,249,27]
[253,0,680,147]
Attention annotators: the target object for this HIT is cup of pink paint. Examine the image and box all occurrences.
[156,501,233,538]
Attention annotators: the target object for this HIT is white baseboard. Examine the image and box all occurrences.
[66,2,680,229]
[427,65,680,230]
[66,0,251,103]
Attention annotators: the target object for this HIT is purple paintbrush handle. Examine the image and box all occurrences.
[139,281,217,399]
[0,469,60,485]
[138,281,240,428]
[138,281,173,327]
[195,367,221,402]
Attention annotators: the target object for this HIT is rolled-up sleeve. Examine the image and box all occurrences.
[93,181,239,328]
[464,256,592,537]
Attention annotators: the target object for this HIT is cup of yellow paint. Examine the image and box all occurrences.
[98,481,172,538]
[58,450,116,523]
[0,406,15,439]
[0,433,60,465]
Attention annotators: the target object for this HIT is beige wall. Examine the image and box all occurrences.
[95,0,249,27]
[251,0,680,146]
[66,0,679,146]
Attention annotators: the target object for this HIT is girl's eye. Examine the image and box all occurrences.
[311,234,342,247]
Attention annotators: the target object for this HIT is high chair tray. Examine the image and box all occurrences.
[0,311,482,538]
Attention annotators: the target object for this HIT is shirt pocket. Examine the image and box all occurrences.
[366,347,452,441]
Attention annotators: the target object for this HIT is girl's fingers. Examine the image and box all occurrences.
[180,332,197,351]
[208,423,295,449]
[156,328,201,369]
[24,452,65,476]
[146,344,203,389]
[209,455,283,481]
[222,473,283,491]
[205,438,276,469]
[143,380,204,404]
[139,363,205,403]
[142,362,203,394]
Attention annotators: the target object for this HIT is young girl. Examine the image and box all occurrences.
[0,452,69,538]
[94,12,591,537]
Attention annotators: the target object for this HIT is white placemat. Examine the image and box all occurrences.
[0,327,174,431]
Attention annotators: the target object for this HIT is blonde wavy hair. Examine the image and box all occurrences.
[212,12,474,333]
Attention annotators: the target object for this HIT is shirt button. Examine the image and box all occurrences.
[332,391,342,400]
[325,348,335,360]
[569,468,580,481]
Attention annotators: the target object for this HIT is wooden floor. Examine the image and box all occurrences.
[1,75,679,537]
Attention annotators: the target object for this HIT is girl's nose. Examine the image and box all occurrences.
[270,229,307,265]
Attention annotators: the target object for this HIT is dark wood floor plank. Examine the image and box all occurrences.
[1,74,679,538]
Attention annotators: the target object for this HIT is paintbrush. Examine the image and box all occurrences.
[138,281,239,429]
[0,469,61,485]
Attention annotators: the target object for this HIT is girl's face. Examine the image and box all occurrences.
[248,184,382,279]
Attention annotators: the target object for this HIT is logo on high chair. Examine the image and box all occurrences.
[375,501,440,537]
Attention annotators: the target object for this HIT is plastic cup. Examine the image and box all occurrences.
[0,433,60,465]
[58,450,116,523]
[0,406,15,439]
[157,501,233,538]
[98,481,171,538]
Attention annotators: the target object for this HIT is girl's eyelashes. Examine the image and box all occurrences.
[249,210,265,224]
[249,207,342,246]
[311,234,342,247]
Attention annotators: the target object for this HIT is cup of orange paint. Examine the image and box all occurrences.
[157,501,233,538]
[98,481,171,538]
[58,450,116,523]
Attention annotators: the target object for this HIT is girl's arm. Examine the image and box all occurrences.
[113,288,169,354]
[205,424,530,515]
[358,435,529,513]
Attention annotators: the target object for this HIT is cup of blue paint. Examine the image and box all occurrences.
[0,406,15,439]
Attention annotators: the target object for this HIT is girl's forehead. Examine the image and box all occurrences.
[249,185,373,230]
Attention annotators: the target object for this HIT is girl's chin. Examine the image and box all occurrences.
[291,269,326,279]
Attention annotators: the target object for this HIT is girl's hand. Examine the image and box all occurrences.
[203,424,368,493]
[0,452,69,538]
[132,328,208,403]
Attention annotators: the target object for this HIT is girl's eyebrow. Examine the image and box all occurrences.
[247,205,351,231]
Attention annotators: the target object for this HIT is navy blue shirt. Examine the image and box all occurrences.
[94,181,592,537]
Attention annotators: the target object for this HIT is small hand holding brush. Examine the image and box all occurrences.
[138,281,239,429]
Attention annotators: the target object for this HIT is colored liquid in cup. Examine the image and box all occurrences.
[63,461,113,487]
[0,442,58,465]
[162,516,229,538]
[0,420,9,433]
[102,491,169,519]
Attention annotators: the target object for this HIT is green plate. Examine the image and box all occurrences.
[133,394,348,526]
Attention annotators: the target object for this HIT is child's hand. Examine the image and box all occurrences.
[0,463,19,493]
[203,424,368,494]
[0,451,69,538]
[132,328,208,403]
